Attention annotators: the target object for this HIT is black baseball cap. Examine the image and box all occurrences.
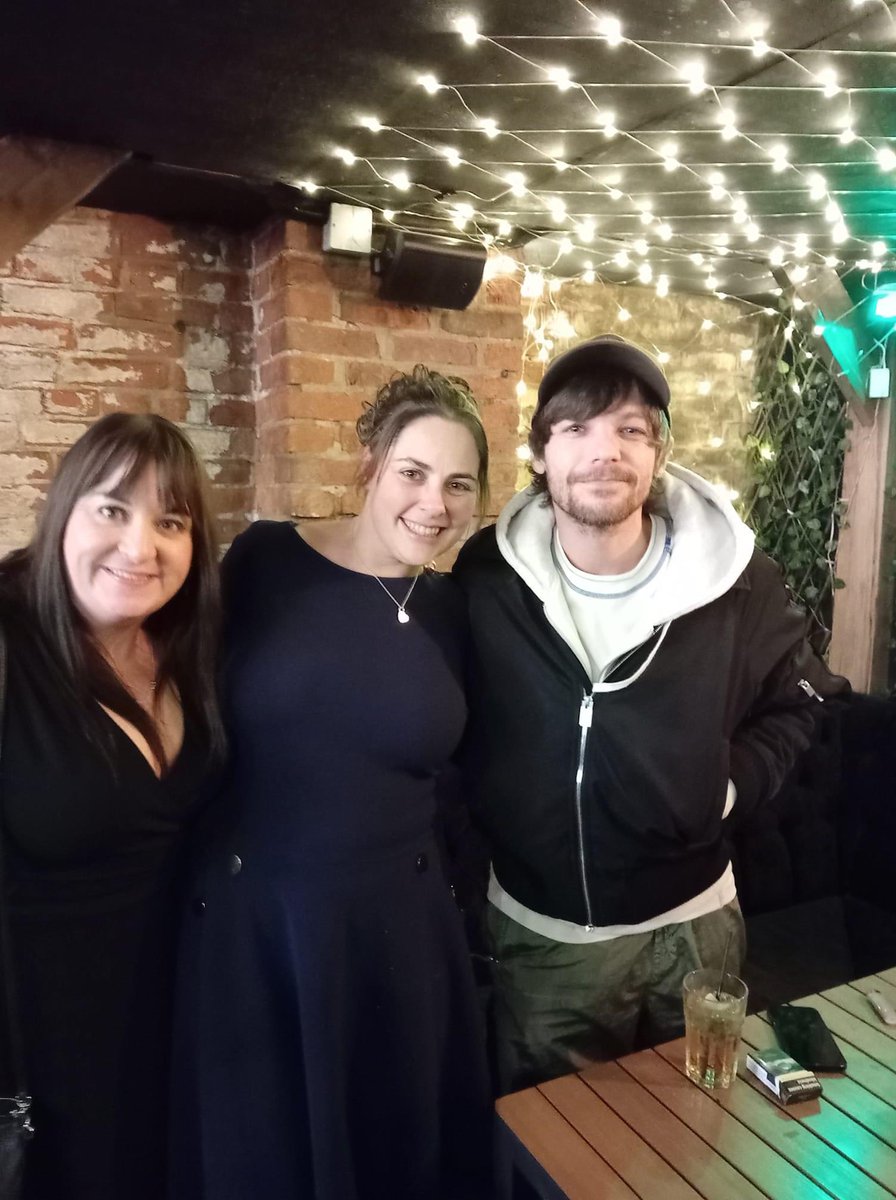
[536,333,671,418]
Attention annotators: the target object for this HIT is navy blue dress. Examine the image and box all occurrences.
[172,521,491,1200]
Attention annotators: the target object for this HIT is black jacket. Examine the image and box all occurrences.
[454,521,842,928]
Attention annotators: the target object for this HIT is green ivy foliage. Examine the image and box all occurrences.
[741,314,848,648]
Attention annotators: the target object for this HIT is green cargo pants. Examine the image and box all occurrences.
[486,898,745,1094]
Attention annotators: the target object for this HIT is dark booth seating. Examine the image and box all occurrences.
[731,692,896,1011]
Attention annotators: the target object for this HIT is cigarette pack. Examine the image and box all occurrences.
[745,1048,823,1104]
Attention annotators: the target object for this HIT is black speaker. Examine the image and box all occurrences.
[376,230,487,310]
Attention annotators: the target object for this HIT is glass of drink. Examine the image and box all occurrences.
[683,968,748,1090]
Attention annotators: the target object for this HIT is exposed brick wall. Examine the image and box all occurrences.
[0,207,254,552]
[250,219,522,523]
[1,208,759,561]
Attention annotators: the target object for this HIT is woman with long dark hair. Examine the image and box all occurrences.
[0,413,223,1199]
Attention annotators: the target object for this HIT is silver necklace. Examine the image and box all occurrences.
[372,572,420,624]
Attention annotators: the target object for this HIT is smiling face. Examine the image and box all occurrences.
[62,462,194,634]
[534,389,661,530]
[358,414,481,572]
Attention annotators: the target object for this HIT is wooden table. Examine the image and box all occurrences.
[495,968,896,1199]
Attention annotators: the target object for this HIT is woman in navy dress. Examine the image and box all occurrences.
[174,367,492,1199]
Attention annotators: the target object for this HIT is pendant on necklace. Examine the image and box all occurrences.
[397,608,410,624]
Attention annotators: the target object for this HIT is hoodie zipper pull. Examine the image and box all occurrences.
[797,678,824,703]
[579,693,594,729]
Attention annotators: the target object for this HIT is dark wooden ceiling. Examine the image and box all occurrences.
[1,0,895,302]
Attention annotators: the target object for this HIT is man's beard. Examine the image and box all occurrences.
[548,469,650,529]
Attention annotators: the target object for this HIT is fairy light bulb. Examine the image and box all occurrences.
[658,352,671,365]
[582,268,596,284]
[390,171,411,190]
[708,171,727,201]
[683,61,707,94]
[701,319,714,331]
[656,275,670,297]
[793,296,806,311]
[601,113,618,138]
[706,275,719,290]
[515,380,527,398]
[661,141,679,171]
[383,209,395,222]
[720,111,738,141]
[455,15,479,44]
[752,37,770,58]
[335,147,357,164]
[819,68,840,98]
[824,255,840,268]
[479,118,499,138]
[872,240,888,258]
[442,147,462,167]
[877,147,896,171]
[638,263,653,284]
[297,179,318,193]
[597,15,623,46]
[770,144,789,172]
[576,219,596,242]
[640,206,654,226]
[418,74,441,94]
[608,187,623,201]
[832,222,849,244]
[515,445,531,462]
[614,250,631,268]
[549,278,563,294]
[521,270,544,299]
[633,238,649,256]
[505,171,527,197]
[558,237,573,256]
[825,200,842,224]
[548,67,573,91]
[497,220,512,238]
[617,308,631,322]
[807,173,827,201]
[548,198,567,222]
[793,234,809,259]
[769,245,785,267]
[745,222,761,242]
[689,253,705,266]
[361,116,383,132]
[839,126,856,145]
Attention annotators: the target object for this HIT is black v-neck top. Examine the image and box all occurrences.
[0,596,210,1199]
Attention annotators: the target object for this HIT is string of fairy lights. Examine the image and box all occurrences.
[297,4,896,323]
[292,1,896,518]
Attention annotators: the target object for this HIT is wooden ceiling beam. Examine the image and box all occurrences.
[0,135,129,266]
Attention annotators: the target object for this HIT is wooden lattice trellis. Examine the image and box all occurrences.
[740,314,849,648]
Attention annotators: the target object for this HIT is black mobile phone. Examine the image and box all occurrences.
[769,1003,847,1072]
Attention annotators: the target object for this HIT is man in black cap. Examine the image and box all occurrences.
[454,333,840,1092]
